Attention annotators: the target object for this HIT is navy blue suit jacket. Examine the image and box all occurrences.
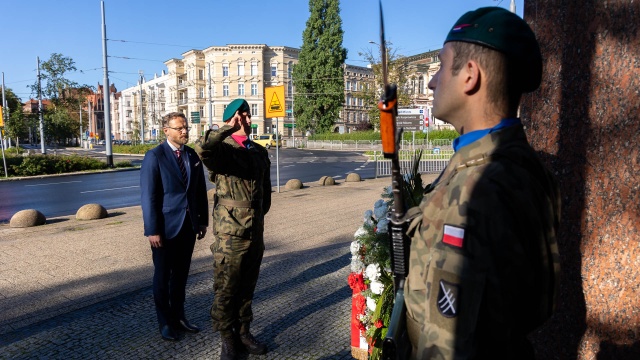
[141,141,208,239]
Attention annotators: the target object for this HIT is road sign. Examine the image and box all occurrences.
[396,114,423,131]
[191,112,201,124]
[265,86,285,118]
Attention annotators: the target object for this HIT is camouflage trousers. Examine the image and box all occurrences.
[210,234,264,336]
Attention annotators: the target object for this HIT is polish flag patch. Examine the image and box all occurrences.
[442,224,465,248]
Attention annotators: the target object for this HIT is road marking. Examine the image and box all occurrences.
[26,181,82,187]
[81,185,140,194]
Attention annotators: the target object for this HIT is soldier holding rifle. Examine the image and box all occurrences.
[380,6,561,360]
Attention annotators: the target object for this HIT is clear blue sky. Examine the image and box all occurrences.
[1,0,523,101]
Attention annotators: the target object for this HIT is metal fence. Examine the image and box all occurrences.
[370,150,453,177]
[290,138,454,151]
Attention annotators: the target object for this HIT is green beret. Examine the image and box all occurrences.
[445,7,542,92]
[223,99,250,122]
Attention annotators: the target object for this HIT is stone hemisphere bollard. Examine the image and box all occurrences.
[10,209,46,228]
[285,179,303,190]
[345,173,361,182]
[76,204,108,220]
[207,188,216,202]
[318,176,336,186]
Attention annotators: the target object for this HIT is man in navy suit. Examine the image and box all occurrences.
[141,112,209,341]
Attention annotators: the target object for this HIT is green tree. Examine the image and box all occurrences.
[293,0,347,134]
[1,87,29,147]
[358,44,412,130]
[29,53,92,145]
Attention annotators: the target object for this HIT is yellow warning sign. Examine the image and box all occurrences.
[264,86,285,118]
[0,105,3,127]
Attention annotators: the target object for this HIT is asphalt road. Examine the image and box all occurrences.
[0,148,376,222]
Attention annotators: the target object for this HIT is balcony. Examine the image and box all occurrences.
[178,98,188,105]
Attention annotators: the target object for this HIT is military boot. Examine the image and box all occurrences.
[238,323,267,355]
[219,334,237,360]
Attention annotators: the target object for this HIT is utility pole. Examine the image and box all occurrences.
[208,62,213,129]
[101,0,114,166]
[37,57,46,154]
[139,70,145,145]
[1,73,7,177]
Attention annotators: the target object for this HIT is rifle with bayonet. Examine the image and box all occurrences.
[377,2,412,359]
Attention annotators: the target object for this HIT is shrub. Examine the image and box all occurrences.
[308,128,459,142]
[9,154,108,177]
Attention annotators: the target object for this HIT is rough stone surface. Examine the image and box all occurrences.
[9,210,46,228]
[345,173,361,182]
[76,204,108,220]
[285,179,303,190]
[523,1,640,359]
[318,176,335,186]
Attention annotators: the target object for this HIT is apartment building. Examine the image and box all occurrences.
[402,49,452,130]
[115,44,300,143]
[341,63,374,133]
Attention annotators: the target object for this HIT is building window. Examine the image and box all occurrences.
[199,69,204,80]
[288,62,293,78]
[238,83,245,96]
[238,62,245,76]
[351,81,356,91]
[199,87,205,99]
[126,110,132,118]
[358,98,363,106]
[251,62,258,76]
[345,80,350,90]
[223,65,229,77]
[418,76,425,95]
[271,64,277,77]
[346,94,352,106]
[251,83,258,95]
[200,106,204,116]
[251,103,258,116]
[287,81,292,94]
[223,84,229,96]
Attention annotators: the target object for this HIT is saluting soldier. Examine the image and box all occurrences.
[404,7,561,359]
[195,99,271,360]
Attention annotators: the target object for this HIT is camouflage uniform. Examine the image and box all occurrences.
[195,125,271,336]
[404,124,560,359]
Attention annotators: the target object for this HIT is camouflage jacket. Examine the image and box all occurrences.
[404,124,561,359]
[194,125,271,239]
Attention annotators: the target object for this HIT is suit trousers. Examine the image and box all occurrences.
[151,215,196,328]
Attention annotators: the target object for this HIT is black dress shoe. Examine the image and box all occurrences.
[177,319,200,333]
[160,325,178,341]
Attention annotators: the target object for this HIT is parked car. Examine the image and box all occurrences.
[252,134,282,149]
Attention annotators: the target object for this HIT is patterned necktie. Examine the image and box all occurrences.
[175,149,188,184]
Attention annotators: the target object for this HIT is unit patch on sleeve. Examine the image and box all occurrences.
[442,224,465,248]
[437,280,459,318]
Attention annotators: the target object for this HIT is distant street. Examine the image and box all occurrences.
[0,148,376,222]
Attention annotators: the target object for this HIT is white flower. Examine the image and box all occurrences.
[370,280,384,295]
[365,263,381,281]
[353,227,367,240]
[350,257,365,273]
[367,297,377,312]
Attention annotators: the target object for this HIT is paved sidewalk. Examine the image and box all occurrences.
[0,174,437,359]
